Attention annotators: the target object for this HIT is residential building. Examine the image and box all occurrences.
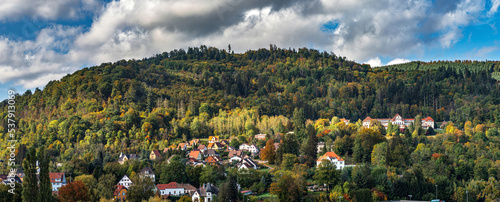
[150,150,162,160]
[362,114,435,130]
[139,167,155,182]
[207,142,224,151]
[239,144,259,153]
[225,146,236,152]
[189,150,203,160]
[316,151,345,169]
[237,158,258,170]
[205,156,222,166]
[189,139,200,147]
[49,172,67,191]
[118,152,138,165]
[118,175,133,188]
[192,183,219,202]
[228,150,243,158]
[114,185,127,202]
[178,143,188,151]
[220,140,229,145]
[208,136,220,143]
[203,149,220,157]
[157,182,196,196]
[198,145,208,153]
[254,134,266,140]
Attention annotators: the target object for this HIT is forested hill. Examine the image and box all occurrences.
[2,46,500,147]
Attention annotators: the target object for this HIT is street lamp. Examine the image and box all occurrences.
[409,195,412,200]
[466,190,469,202]
[435,185,438,199]
[338,196,343,202]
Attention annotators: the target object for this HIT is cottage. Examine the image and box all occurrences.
[208,136,220,143]
[203,149,220,157]
[192,183,219,202]
[150,150,162,160]
[316,151,345,169]
[118,175,133,188]
[205,156,222,166]
[189,139,200,147]
[237,158,258,170]
[198,145,208,153]
[225,146,236,152]
[207,142,224,151]
[139,167,155,182]
[114,185,127,202]
[228,150,243,158]
[189,150,203,160]
[178,143,188,151]
[239,144,259,153]
[50,172,67,191]
[220,140,229,145]
[118,152,138,165]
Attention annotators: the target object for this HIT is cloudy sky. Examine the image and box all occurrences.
[1,0,500,99]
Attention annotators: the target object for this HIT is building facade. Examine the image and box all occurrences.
[362,114,434,130]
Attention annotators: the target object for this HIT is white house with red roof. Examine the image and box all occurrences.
[49,172,67,191]
[157,182,196,197]
[316,152,345,169]
[362,114,434,130]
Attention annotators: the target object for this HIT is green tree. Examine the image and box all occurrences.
[22,147,39,202]
[126,175,156,202]
[160,155,187,183]
[217,175,239,202]
[293,107,305,129]
[200,165,217,184]
[75,175,98,201]
[281,154,298,170]
[38,147,53,202]
[302,124,318,167]
[314,160,340,192]
[97,174,117,199]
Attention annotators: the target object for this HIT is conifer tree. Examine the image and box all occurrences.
[22,147,39,202]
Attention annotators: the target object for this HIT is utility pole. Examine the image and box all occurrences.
[435,184,438,199]
[409,195,412,200]
[466,190,469,202]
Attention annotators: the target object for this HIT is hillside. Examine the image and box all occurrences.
[2,46,500,201]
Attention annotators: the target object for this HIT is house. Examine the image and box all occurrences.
[230,156,243,163]
[157,182,196,197]
[118,152,138,165]
[189,139,200,147]
[254,134,266,140]
[273,143,280,150]
[178,143,188,150]
[0,174,22,185]
[203,149,220,157]
[237,158,258,170]
[220,140,229,145]
[49,172,67,191]
[225,146,236,152]
[150,150,162,160]
[208,136,220,143]
[192,183,219,202]
[362,114,435,130]
[139,167,155,182]
[187,158,205,166]
[114,185,128,202]
[205,156,222,166]
[189,150,203,160]
[339,118,350,124]
[198,145,208,153]
[207,142,224,151]
[164,145,177,153]
[239,144,259,153]
[317,142,325,153]
[316,151,345,169]
[118,175,133,188]
[228,150,243,158]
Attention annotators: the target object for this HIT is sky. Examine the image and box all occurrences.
[1,0,500,100]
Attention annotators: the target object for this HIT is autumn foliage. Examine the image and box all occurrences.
[59,181,90,202]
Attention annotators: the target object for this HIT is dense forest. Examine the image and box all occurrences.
[1,46,500,201]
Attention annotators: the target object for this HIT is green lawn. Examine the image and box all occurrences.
[256,192,276,199]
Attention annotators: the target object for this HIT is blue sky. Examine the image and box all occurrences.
[1,0,500,100]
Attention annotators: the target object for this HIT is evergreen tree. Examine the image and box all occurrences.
[218,175,239,202]
[303,124,318,166]
[292,107,305,129]
[38,147,53,202]
[22,147,39,202]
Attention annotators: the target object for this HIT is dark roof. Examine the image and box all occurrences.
[152,150,161,156]
[140,167,154,175]
[204,149,220,156]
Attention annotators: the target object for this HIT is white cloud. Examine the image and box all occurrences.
[488,0,500,16]
[473,46,498,57]
[364,57,383,67]
[0,0,102,21]
[387,58,411,65]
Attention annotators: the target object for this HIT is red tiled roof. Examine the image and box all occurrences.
[157,182,179,190]
[189,151,201,158]
[152,150,161,156]
[114,185,127,196]
[49,172,64,183]
[317,152,344,162]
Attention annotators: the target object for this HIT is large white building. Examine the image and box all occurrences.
[362,114,434,130]
[316,152,345,169]
[157,182,197,197]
